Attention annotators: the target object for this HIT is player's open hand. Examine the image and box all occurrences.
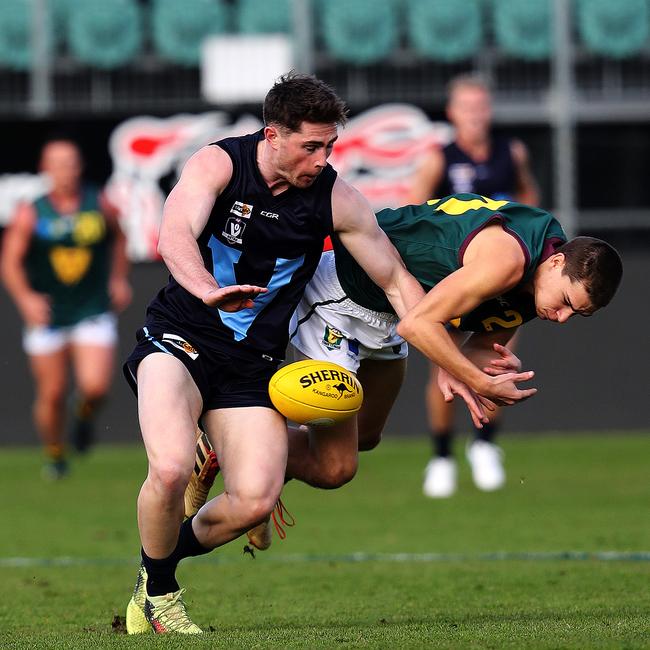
[482,343,523,376]
[438,367,495,428]
[202,284,268,312]
[482,371,537,406]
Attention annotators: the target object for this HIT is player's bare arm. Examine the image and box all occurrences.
[331,177,425,317]
[510,140,540,207]
[397,225,537,405]
[157,146,267,310]
[0,202,51,326]
[407,148,445,204]
[100,192,132,313]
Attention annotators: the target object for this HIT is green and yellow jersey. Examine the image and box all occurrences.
[332,193,567,333]
[25,185,113,327]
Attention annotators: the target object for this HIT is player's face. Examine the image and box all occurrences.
[40,141,83,193]
[533,254,594,323]
[270,122,338,188]
[447,86,492,140]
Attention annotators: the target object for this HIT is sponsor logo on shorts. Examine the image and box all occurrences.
[322,325,344,351]
[162,333,199,360]
[230,201,253,218]
[223,217,246,244]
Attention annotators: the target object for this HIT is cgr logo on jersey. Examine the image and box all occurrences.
[261,210,279,220]
[230,201,253,218]
[223,217,246,244]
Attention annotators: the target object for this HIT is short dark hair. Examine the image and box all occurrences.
[557,236,623,309]
[263,71,348,132]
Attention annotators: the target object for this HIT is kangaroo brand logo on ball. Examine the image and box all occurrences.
[268,360,363,426]
[299,368,359,401]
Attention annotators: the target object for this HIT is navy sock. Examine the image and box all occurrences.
[432,429,454,458]
[141,548,180,597]
[475,421,498,444]
[171,515,211,564]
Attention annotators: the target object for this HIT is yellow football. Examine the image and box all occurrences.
[268,360,364,426]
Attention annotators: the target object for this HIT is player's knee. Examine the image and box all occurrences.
[237,493,279,529]
[149,460,193,497]
[318,457,358,489]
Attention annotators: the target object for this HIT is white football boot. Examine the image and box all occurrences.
[466,440,506,491]
[422,457,457,498]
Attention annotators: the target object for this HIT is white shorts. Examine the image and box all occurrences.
[23,312,118,355]
[289,251,408,374]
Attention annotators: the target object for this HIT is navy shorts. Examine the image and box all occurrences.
[123,323,280,412]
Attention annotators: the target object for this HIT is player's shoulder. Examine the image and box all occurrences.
[180,145,233,187]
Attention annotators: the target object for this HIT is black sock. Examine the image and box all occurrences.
[170,515,211,564]
[475,421,498,444]
[432,429,454,458]
[141,548,180,597]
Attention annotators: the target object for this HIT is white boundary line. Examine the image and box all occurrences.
[2,550,650,568]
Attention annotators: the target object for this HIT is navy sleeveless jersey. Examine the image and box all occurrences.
[437,136,516,201]
[146,130,337,360]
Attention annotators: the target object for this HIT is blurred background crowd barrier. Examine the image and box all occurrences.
[0,0,648,442]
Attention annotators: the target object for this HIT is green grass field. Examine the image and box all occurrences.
[1,433,649,649]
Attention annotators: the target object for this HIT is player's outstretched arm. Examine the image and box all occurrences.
[157,146,266,309]
[397,226,537,406]
[331,178,425,317]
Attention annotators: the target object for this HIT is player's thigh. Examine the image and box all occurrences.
[68,313,118,395]
[203,406,287,501]
[27,348,69,401]
[356,357,406,447]
[136,352,202,468]
[69,343,115,397]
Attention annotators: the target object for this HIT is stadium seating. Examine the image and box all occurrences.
[236,0,291,34]
[67,0,142,69]
[152,0,230,66]
[0,0,46,71]
[318,0,398,65]
[492,0,552,60]
[576,0,649,58]
[406,0,483,62]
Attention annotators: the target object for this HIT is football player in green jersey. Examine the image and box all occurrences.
[284,194,622,493]
[1,137,131,479]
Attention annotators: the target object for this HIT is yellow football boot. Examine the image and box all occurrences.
[144,588,202,634]
[126,564,151,634]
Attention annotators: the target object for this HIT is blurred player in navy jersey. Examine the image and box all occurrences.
[408,74,540,498]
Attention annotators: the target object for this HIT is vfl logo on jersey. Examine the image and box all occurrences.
[230,201,253,218]
[162,333,199,360]
[448,163,476,193]
[323,324,344,350]
[223,217,246,244]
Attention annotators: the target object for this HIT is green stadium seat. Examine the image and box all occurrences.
[406,0,483,62]
[492,0,552,61]
[67,0,142,69]
[152,0,230,66]
[236,0,291,34]
[319,0,398,65]
[577,0,649,59]
[0,0,49,71]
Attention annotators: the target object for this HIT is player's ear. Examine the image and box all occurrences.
[264,125,280,150]
[551,252,566,269]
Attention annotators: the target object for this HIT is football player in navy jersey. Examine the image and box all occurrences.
[122,72,428,634]
[409,74,541,498]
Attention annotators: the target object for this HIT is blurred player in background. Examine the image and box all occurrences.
[122,72,424,635]
[408,74,540,498]
[0,137,131,479]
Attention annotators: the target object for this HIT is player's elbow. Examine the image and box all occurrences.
[396,314,417,341]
